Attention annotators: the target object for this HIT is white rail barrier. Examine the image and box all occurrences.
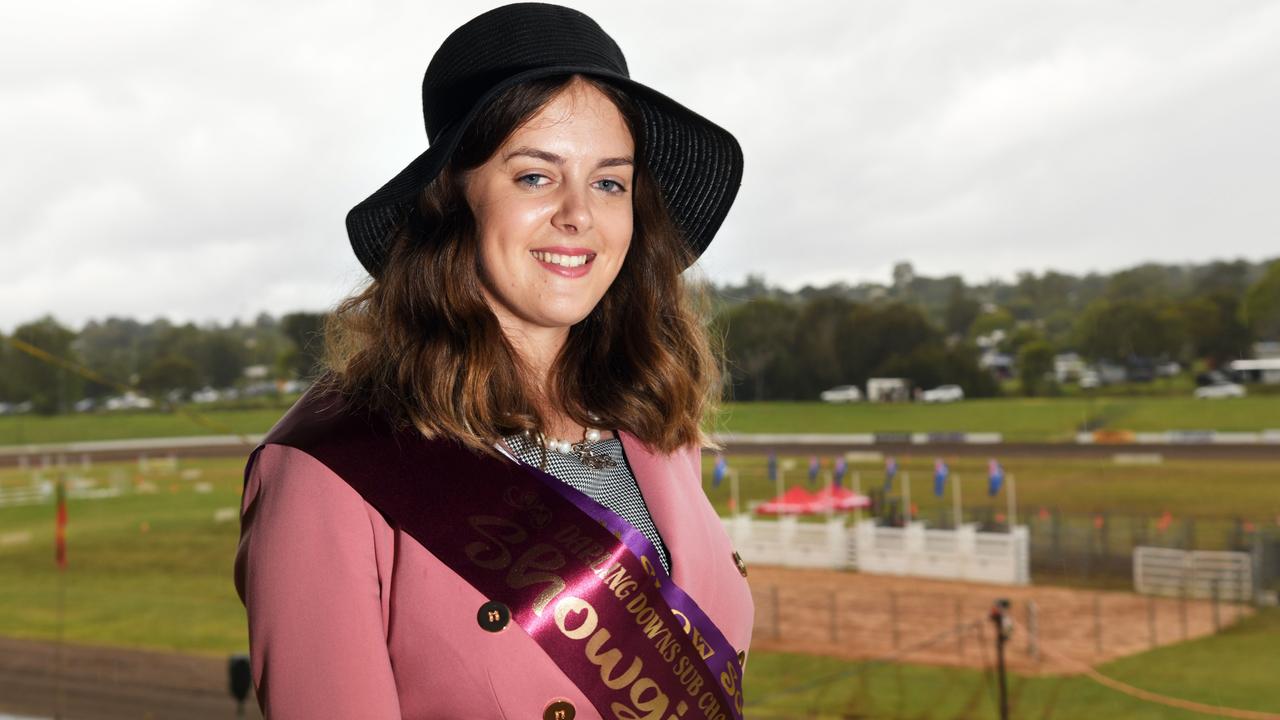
[721,516,1030,585]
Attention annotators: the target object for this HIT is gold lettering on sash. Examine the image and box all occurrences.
[719,660,743,716]
[507,542,568,616]
[465,515,527,569]
[599,563,639,599]
[585,629,644,690]
[690,627,715,661]
[610,677,670,720]
[554,596,598,640]
[669,608,692,635]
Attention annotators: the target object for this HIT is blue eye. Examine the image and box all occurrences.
[518,173,548,187]
[597,179,626,194]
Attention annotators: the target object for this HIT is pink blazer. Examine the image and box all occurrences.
[233,430,754,719]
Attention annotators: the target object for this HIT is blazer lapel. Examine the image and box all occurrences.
[617,431,702,595]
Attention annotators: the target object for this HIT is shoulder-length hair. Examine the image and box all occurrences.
[319,73,722,456]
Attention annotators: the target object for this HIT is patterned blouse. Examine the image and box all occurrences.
[500,431,673,575]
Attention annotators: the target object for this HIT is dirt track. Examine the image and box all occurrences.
[0,635,258,720]
[745,565,1250,675]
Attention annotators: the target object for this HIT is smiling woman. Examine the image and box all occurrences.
[233,4,753,719]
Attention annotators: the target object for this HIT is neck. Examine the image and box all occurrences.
[502,323,569,394]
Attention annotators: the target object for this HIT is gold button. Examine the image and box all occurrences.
[543,699,575,720]
[476,600,510,632]
[733,550,748,577]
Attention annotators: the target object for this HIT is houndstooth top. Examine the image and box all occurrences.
[500,431,673,575]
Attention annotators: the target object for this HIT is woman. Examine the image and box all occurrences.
[234,4,752,719]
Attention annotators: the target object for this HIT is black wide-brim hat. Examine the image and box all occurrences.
[344,2,744,278]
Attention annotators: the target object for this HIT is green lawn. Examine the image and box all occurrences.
[0,395,1277,446]
[711,397,1280,441]
[746,608,1280,718]
[2,455,1277,718]
[698,454,1280,526]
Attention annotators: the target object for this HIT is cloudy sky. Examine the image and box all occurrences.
[3,0,1278,332]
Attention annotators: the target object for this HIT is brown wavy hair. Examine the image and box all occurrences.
[319,73,722,456]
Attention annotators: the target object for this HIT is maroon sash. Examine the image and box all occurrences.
[250,387,745,720]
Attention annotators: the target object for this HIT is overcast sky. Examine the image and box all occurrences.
[3,0,1279,332]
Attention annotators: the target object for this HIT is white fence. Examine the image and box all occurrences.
[722,516,1030,585]
[1134,546,1253,601]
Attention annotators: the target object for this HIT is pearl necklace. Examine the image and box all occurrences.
[529,426,618,470]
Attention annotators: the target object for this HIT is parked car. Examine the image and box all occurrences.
[819,385,863,403]
[921,384,964,403]
[1194,382,1246,399]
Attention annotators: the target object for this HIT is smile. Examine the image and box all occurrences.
[530,250,596,268]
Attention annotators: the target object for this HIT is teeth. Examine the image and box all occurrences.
[532,251,591,268]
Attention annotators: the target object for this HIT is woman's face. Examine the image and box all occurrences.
[465,79,635,341]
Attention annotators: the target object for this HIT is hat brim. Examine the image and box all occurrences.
[344,65,743,278]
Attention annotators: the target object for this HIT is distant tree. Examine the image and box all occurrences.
[0,333,14,402]
[139,354,202,396]
[74,317,145,396]
[789,297,857,399]
[9,316,82,414]
[1105,265,1171,302]
[1241,261,1280,341]
[1192,260,1252,298]
[836,302,940,385]
[891,261,915,294]
[969,307,1015,339]
[1180,293,1252,366]
[280,312,327,380]
[943,281,980,336]
[999,325,1044,357]
[1017,341,1056,396]
[199,332,247,388]
[1075,299,1183,361]
[719,298,798,401]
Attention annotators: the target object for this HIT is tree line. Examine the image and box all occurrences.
[714,257,1280,400]
[2,257,1278,412]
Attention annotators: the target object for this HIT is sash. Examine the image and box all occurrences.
[250,387,746,720]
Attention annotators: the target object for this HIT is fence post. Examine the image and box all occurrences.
[1180,577,1189,641]
[1147,594,1157,649]
[1026,600,1039,661]
[890,591,900,649]
[771,585,781,640]
[1093,593,1103,656]
[829,591,838,643]
[1212,577,1220,632]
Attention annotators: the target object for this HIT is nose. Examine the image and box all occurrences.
[551,181,592,234]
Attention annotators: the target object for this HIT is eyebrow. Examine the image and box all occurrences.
[503,146,633,169]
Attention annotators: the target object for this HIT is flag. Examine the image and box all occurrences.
[55,476,67,570]
[713,454,728,487]
[987,459,1004,497]
[833,457,847,488]
[807,456,819,485]
[883,457,897,492]
[767,452,778,482]
[933,459,949,497]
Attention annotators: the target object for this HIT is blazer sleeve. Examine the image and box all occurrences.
[233,443,402,719]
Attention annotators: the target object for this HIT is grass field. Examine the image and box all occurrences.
[1,395,1278,446]
[710,396,1280,441]
[698,454,1280,526]
[2,452,1278,717]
